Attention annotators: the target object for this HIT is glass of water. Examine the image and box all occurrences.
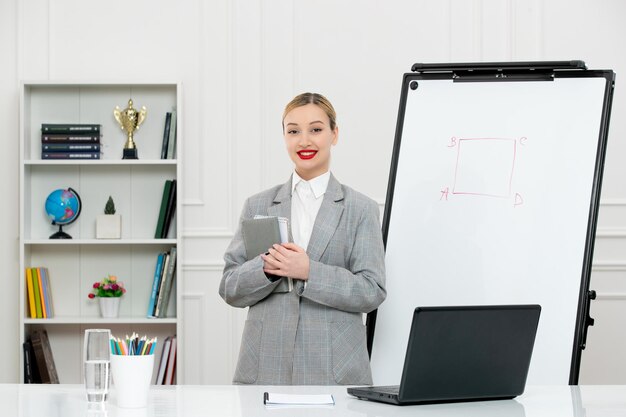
[84,329,111,402]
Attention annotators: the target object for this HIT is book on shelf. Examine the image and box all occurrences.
[23,340,34,383]
[41,151,100,160]
[35,268,47,319]
[40,267,54,318]
[147,252,167,318]
[161,112,172,159]
[25,267,54,319]
[25,268,36,318]
[41,123,101,134]
[155,180,175,238]
[30,329,59,384]
[163,335,177,385]
[166,108,177,159]
[155,246,177,318]
[42,134,100,143]
[152,252,171,317]
[42,143,101,152]
[31,268,43,318]
[156,336,172,384]
[154,180,172,238]
[23,339,42,383]
[162,179,177,239]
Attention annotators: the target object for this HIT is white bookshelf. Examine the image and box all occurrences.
[19,81,182,384]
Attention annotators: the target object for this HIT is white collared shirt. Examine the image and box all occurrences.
[291,170,330,251]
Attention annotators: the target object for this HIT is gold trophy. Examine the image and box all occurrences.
[114,99,147,159]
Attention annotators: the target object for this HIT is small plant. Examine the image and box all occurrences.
[88,275,126,298]
[104,196,116,215]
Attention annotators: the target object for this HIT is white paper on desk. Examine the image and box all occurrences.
[254,215,292,291]
[264,392,335,407]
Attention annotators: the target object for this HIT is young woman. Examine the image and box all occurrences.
[220,92,386,385]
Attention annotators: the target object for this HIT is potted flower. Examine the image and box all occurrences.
[88,274,126,318]
[96,196,122,239]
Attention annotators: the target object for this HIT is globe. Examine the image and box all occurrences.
[45,188,82,239]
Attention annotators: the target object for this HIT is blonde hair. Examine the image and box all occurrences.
[282,92,337,131]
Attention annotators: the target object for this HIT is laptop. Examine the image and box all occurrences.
[348,304,541,405]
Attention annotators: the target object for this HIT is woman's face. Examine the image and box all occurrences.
[283,103,338,181]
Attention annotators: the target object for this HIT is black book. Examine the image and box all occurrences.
[155,180,173,238]
[161,112,172,159]
[23,339,41,383]
[42,134,100,143]
[42,151,100,160]
[42,143,101,152]
[41,123,101,134]
[162,179,177,238]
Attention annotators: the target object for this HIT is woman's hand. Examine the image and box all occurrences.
[261,243,310,280]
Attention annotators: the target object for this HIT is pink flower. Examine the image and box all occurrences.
[88,274,126,299]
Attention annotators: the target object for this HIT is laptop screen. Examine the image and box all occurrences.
[398,305,541,402]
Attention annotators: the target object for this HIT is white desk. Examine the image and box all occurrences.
[1,384,625,417]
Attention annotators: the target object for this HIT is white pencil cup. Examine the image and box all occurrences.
[110,354,154,408]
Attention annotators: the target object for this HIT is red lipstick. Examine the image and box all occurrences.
[297,150,317,160]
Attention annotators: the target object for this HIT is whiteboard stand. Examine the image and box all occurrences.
[369,61,615,385]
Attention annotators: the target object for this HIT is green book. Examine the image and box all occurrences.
[31,268,43,318]
[155,180,173,238]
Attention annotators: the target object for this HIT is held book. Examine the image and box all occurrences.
[243,216,292,292]
[241,217,281,261]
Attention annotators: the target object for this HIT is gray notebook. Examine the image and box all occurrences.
[242,217,281,260]
[242,217,291,293]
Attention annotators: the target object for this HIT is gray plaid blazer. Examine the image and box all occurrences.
[220,173,386,385]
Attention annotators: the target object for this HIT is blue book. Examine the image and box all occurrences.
[147,253,165,318]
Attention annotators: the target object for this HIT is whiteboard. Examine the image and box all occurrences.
[371,71,613,385]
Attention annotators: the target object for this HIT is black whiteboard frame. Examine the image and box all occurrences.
[368,61,615,384]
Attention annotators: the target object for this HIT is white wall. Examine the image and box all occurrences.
[1,0,625,384]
